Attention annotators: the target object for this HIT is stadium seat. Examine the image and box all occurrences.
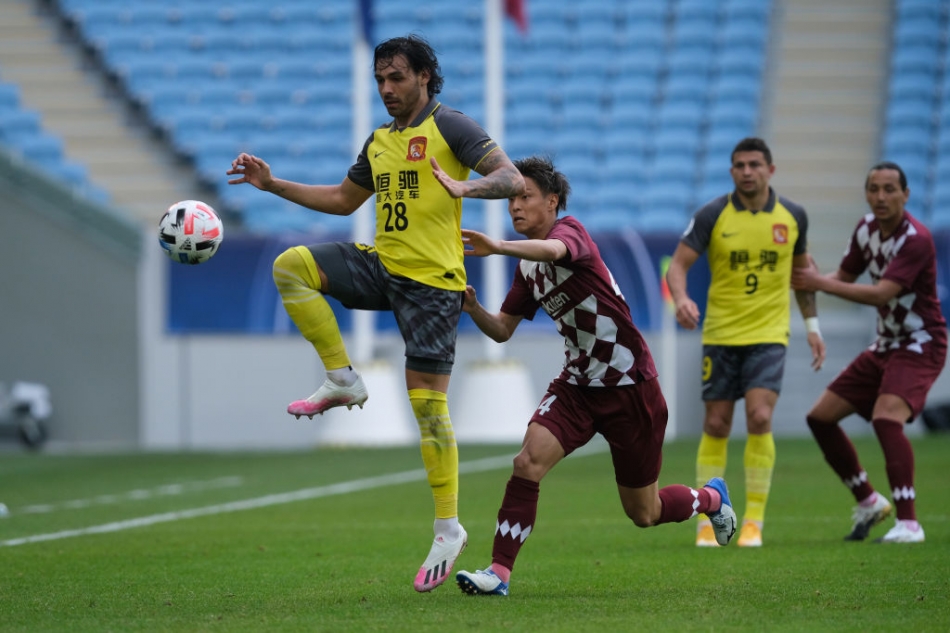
[655,101,705,131]
[888,72,939,103]
[885,100,935,132]
[0,108,41,138]
[891,47,941,76]
[662,74,710,106]
[896,0,945,22]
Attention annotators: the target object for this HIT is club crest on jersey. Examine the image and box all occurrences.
[406,136,427,161]
[772,223,788,244]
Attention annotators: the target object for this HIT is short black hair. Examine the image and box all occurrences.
[866,161,908,191]
[513,156,571,212]
[373,35,444,97]
[731,137,773,165]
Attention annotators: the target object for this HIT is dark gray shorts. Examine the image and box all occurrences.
[701,343,786,401]
[307,242,463,373]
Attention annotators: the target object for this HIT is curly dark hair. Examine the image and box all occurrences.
[373,35,444,97]
[513,156,571,212]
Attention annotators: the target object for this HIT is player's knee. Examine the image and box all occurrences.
[746,407,772,434]
[623,504,656,528]
[703,417,731,437]
[273,248,302,284]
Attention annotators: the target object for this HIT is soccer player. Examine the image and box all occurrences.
[665,137,826,548]
[792,161,947,543]
[226,35,524,591]
[453,156,737,597]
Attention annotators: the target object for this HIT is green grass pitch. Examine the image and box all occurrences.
[1,435,948,632]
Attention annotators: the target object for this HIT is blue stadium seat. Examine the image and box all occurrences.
[888,72,938,103]
[0,82,21,110]
[884,100,935,132]
[655,101,705,131]
[634,208,691,233]
[709,74,762,105]
[671,19,719,54]
[0,108,41,138]
[662,74,710,105]
[607,101,654,134]
[716,48,766,80]
[722,0,773,22]
[894,16,944,49]
[891,46,941,75]
[673,0,722,22]
[606,78,658,106]
[896,0,945,22]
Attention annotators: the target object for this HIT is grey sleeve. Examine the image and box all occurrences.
[780,196,809,256]
[681,194,729,254]
[345,131,377,191]
[432,106,499,171]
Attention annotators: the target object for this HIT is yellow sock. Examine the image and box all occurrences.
[409,389,458,519]
[744,432,775,524]
[272,246,351,371]
[696,433,728,521]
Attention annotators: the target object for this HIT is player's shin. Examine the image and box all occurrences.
[410,389,459,521]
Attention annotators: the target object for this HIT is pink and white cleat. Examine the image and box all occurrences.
[287,375,369,419]
[414,526,468,592]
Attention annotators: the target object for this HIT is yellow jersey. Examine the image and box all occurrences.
[680,189,808,346]
[347,100,499,291]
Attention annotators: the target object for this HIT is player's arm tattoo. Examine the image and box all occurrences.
[466,150,525,199]
[794,288,818,318]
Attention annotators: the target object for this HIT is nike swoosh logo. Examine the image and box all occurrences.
[374,150,387,158]
[721,232,738,238]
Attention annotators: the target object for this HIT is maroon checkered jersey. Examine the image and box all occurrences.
[501,216,658,387]
[839,211,947,354]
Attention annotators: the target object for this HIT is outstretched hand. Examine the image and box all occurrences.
[431,157,467,198]
[227,153,273,190]
[461,228,501,257]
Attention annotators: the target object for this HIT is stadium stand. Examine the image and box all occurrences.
[44,0,772,235]
[0,78,108,203]
[15,0,950,234]
[883,0,950,227]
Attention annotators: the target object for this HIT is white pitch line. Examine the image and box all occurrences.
[17,476,245,515]
[0,454,519,548]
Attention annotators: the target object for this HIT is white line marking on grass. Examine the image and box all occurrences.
[0,453,532,548]
[16,476,245,515]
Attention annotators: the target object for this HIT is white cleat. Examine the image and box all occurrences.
[287,375,369,419]
[845,492,892,541]
[875,520,925,544]
[456,568,509,596]
[414,526,467,592]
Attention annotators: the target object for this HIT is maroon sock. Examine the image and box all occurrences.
[807,416,875,502]
[658,484,714,524]
[872,418,917,521]
[491,476,540,572]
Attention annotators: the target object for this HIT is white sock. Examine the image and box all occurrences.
[326,366,357,386]
[434,517,460,541]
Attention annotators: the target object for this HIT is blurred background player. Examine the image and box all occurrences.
[792,161,947,544]
[453,156,736,596]
[226,35,524,591]
[666,137,826,547]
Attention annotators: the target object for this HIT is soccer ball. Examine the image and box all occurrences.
[158,200,223,265]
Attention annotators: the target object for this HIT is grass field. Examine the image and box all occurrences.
[1,435,948,632]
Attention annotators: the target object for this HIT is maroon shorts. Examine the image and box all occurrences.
[529,377,668,489]
[828,345,947,422]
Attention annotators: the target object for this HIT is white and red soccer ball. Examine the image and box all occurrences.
[158,200,223,265]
